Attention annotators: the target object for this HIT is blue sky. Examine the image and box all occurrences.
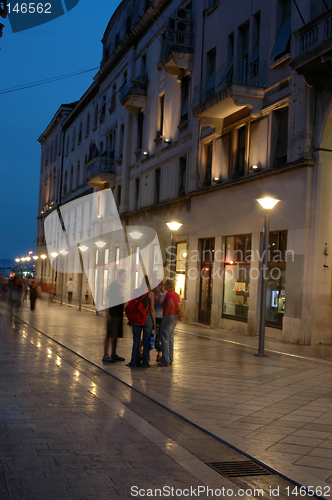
[0,0,118,260]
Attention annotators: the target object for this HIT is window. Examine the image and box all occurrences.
[94,104,98,128]
[135,178,140,210]
[54,136,58,157]
[271,0,291,59]
[223,234,252,321]
[206,48,216,94]
[63,171,67,195]
[76,161,80,187]
[50,141,54,161]
[69,166,73,192]
[272,107,288,167]
[117,184,122,209]
[126,16,131,34]
[180,76,189,122]
[123,71,127,85]
[66,136,69,155]
[110,85,116,112]
[266,231,287,328]
[204,142,212,187]
[179,156,187,195]
[78,121,82,144]
[233,126,246,179]
[86,113,90,136]
[46,147,49,165]
[310,0,332,20]
[137,111,144,150]
[107,128,116,158]
[72,128,75,150]
[115,32,120,47]
[154,168,161,203]
[157,94,164,138]
[101,95,106,120]
[252,12,260,77]
[119,124,124,158]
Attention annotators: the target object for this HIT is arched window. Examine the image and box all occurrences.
[94,104,98,128]
[72,128,76,150]
[86,113,90,136]
[76,161,80,187]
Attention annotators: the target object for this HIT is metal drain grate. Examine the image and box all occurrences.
[206,461,272,477]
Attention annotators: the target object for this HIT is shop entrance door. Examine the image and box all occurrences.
[198,238,214,324]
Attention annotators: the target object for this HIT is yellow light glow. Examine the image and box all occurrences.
[78,245,88,252]
[129,231,143,240]
[40,254,47,259]
[25,257,31,261]
[21,258,25,262]
[33,255,39,260]
[60,250,68,255]
[166,222,183,231]
[95,241,106,248]
[50,252,58,258]
[15,258,20,262]
[257,197,280,210]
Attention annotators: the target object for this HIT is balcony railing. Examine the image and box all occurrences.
[86,157,116,181]
[294,8,332,59]
[193,58,266,111]
[159,31,194,63]
[119,77,148,106]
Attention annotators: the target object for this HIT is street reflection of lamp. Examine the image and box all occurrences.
[95,241,106,248]
[129,231,143,240]
[166,221,183,279]
[255,197,280,357]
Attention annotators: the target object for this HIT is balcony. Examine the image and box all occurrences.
[158,31,194,78]
[86,157,116,190]
[291,8,332,88]
[119,77,148,113]
[192,58,266,130]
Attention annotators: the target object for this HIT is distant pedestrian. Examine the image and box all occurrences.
[159,279,179,367]
[66,278,74,303]
[102,269,127,363]
[30,282,38,311]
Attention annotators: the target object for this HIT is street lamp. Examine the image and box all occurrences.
[26,256,31,276]
[21,258,25,278]
[166,221,183,279]
[255,197,280,357]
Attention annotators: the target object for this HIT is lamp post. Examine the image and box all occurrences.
[255,197,280,357]
[21,258,25,278]
[40,254,47,284]
[166,222,183,279]
[78,245,88,311]
[59,250,68,306]
[33,255,39,279]
[15,258,20,276]
[26,256,31,276]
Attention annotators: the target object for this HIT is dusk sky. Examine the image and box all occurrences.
[0,0,118,260]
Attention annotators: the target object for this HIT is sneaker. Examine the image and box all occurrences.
[102,355,115,363]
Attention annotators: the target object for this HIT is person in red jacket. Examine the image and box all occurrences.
[159,279,179,367]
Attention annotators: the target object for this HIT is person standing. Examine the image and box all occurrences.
[126,283,156,368]
[30,282,38,311]
[66,277,74,303]
[153,282,166,363]
[159,279,179,367]
[103,269,127,363]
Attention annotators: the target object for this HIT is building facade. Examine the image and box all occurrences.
[36,0,332,345]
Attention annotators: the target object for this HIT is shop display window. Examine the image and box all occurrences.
[223,234,251,322]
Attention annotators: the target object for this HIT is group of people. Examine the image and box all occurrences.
[103,270,181,368]
[0,274,38,311]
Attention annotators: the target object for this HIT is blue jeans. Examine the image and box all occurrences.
[131,315,153,367]
[160,314,178,364]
